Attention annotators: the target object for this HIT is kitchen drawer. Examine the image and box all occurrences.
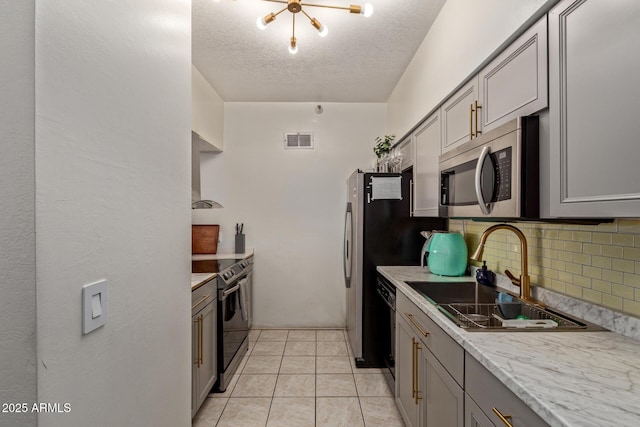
[397,292,463,386]
[466,353,549,427]
[192,279,215,314]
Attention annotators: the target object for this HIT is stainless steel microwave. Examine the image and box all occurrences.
[439,116,539,219]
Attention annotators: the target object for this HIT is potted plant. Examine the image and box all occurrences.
[373,135,395,172]
[373,134,395,158]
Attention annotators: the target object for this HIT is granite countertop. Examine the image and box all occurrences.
[191,248,254,290]
[378,265,640,427]
[192,247,254,261]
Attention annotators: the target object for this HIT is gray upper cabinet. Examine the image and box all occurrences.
[478,16,548,132]
[548,0,640,217]
[441,78,480,154]
[413,112,441,217]
[397,137,414,172]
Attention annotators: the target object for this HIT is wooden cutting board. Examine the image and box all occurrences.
[192,225,220,254]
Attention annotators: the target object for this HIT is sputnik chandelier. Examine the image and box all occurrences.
[256,0,374,54]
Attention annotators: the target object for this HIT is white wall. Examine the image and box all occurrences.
[0,2,37,426]
[387,0,551,139]
[193,102,385,328]
[35,1,192,426]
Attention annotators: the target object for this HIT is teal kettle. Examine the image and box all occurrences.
[422,231,468,276]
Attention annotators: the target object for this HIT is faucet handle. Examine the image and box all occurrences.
[504,269,521,287]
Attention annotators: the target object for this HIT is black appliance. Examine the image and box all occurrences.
[344,169,446,368]
[192,257,252,392]
[376,273,396,391]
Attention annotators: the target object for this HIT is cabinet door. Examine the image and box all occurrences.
[478,15,547,132]
[549,0,640,217]
[422,347,464,427]
[465,393,496,427]
[191,313,199,417]
[441,78,479,153]
[196,301,217,406]
[395,317,420,427]
[397,137,414,172]
[413,112,441,217]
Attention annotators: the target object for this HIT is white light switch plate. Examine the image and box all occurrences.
[82,280,108,334]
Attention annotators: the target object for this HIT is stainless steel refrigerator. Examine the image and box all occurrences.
[344,169,446,367]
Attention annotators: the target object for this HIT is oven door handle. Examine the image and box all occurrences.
[475,146,492,215]
[221,284,241,300]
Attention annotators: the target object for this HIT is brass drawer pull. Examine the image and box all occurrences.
[194,316,201,367]
[192,294,211,311]
[414,342,422,404]
[492,407,514,427]
[470,103,474,139]
[405,313,430,337]
[198,314,204,365]
[474,100,482,136]
[411,338,416,399]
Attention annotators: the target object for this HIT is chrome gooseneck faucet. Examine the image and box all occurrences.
[470,224,532,301]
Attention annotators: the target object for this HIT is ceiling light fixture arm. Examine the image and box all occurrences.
[254,0,373,53]
[260,0,356,12]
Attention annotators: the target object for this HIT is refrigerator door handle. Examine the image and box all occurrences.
[344,202,352,288]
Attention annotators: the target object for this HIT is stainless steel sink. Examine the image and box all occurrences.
[407,281,607,332]
[406,281,501,304]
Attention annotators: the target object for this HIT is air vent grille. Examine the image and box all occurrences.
[284,132,314,149]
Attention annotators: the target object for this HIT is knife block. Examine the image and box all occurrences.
[235,234,245,254]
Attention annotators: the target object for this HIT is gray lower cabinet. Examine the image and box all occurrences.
[465,393,495,427]
[396,292,464,427]
[192,281,217,418]
[422,345,464,427]
[548,0,640,217]
[396,316,421,427]
[466,354,549,427]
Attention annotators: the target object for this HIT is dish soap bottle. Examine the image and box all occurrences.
[475,261,496,286]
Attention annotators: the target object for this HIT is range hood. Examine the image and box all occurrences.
[191,131,222,209]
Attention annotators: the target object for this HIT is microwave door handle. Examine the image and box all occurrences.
[475,146,491,215]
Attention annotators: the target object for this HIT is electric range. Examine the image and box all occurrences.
[192,257,253,392]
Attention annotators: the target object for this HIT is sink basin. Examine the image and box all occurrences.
[407,281,607,332]
[406,281,502,304]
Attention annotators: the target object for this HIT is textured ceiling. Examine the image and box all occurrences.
[192,0,446,102]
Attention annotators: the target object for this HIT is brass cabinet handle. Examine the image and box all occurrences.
[492,407,514,427]
[405,313,430,337]
[414,342,422,404]
[474,100,482,136]
[198,314,204,365]
[409,179,414,217]
[411,338,416,399]
[469,103,474,139]
[194,316,201,368]
[192,294,211,311]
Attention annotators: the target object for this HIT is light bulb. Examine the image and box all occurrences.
[318,23,328,37]
[257,13,275,30]
[310,18,328,37]
[363,3,374,17]
[289,37,298,54]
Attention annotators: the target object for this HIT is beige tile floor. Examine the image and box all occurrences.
[192,329,405,427]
